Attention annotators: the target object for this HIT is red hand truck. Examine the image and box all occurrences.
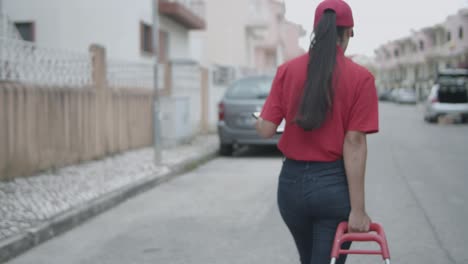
[330,222,391,264]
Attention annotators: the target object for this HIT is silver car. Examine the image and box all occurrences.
[217,76,284,156]
[395,89,417,104]
[424,84,468,123]
[424,69,468,123]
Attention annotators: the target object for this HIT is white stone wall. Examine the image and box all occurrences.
[170,61,202,134]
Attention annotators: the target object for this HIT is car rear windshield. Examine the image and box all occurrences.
[438,85,468,103]
[225,77,274,99]
[437,77,468,103]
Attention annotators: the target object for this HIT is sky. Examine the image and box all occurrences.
[284,0,468,57]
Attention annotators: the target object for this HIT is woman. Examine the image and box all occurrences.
[255,0,379,263]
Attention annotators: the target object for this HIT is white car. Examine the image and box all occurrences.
[395,89,417,104]
[424,83,468,123]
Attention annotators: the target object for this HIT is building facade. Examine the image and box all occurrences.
[194,0,305,72]
[374,8,468,98]
[2,0,303,74]
[1,0,205,63]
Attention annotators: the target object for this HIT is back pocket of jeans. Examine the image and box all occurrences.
[278,166,299,184]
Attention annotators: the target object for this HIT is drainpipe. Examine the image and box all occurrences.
[152,0,163,164]
[0,0,3,35]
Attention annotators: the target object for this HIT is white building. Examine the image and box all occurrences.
[1,0,205,63]
[1,0,208,145]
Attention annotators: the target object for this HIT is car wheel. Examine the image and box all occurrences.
[219,143,234,156]
[461,115,468,124]
[425,116,436,123]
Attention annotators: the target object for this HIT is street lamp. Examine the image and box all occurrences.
[152,0,163,164]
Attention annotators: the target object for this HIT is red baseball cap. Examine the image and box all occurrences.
[314,0,354,28]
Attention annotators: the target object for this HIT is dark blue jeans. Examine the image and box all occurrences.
[277,158,351,264]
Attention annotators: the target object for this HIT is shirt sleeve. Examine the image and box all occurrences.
[347,74,379,134]
[260,67,285,125]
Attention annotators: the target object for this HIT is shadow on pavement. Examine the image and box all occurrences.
[232,145,283,158]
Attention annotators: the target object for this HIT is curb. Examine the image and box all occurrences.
[0,147,219,263]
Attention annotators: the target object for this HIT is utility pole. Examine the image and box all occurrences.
[152,0,163,164]
[0,0,3,36]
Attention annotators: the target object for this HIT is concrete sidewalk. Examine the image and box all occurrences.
[0,134,219,263]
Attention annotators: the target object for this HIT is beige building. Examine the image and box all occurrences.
[374,8,468,98]
[193,0,305,72]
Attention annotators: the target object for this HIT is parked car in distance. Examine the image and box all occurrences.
[424,68,468,123]
[394,89,417,104]
[390,89,401,102]
[378,89,393,101]
[217,75,284,156]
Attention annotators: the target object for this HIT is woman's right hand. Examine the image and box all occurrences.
[348,209,371,233]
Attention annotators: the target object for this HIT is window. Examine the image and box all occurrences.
[432,35,438,46]
[140,22,153,54]
[213,66,236,86]
[419,40,424,51]
[447,31,452,42]
[459,26,464,40]
[394,49,399,57]
[277,14,283,22]
[14,22,35,42]
[265,50,276,68]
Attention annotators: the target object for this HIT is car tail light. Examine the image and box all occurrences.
[218,102,225,121]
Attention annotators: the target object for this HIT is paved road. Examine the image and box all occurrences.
[8,103,468,264]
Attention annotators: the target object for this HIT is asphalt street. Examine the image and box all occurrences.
[7,103,468,264]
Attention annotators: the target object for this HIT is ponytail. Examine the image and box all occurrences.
[295,10,345,131]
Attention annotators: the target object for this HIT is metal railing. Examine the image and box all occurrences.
[0,37,93,87]
[107,59,164,89]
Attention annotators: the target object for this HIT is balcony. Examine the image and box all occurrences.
[159,0,205,30]
[426,45,450,60]
[246,15,269,30]
[246,0,270,29]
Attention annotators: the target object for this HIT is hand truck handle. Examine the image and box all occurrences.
[331,222,391,260]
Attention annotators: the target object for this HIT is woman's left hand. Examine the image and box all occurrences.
[348,209,371,233]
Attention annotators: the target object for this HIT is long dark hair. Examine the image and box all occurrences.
[295,10,346,131]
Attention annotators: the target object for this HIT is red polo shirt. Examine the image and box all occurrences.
[260,46,379,162]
